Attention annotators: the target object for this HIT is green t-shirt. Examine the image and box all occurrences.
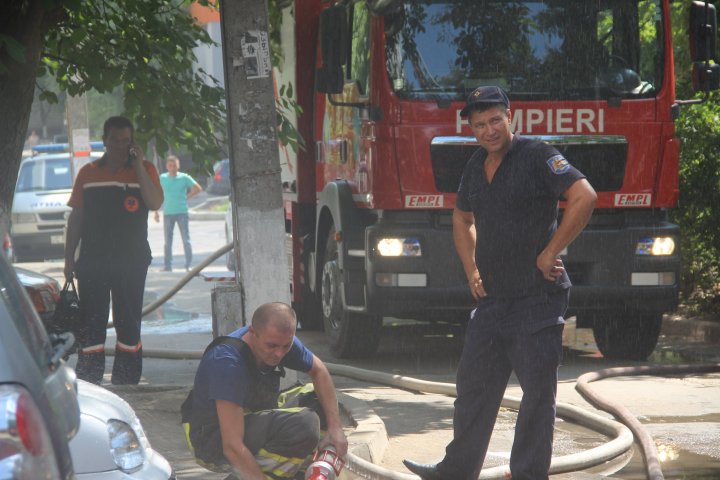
[160,172,197,215]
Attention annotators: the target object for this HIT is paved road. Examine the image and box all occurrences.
[15,215,720,479]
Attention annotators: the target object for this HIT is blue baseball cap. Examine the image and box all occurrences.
[459,86,510,117]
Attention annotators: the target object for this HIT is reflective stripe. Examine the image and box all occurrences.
[182,423,196,457]
[116,340,142,353]
[257,447,307,478]
[81,344,105,354]
[277,383,315,407]
[183,422,231,473]
[84,181,141,189]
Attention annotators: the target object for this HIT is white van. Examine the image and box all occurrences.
[11,144,103,262]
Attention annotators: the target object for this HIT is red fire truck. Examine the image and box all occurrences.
[274,0,718,359]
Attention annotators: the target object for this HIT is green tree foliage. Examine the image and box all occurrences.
[40,0,226,167]
[269,0,305,154]
[673,96,720,311]
[0,0,225,235]
[670,1,720,312]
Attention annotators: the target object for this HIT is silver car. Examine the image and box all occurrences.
[72,380,175,479]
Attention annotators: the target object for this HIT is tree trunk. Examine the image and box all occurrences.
[0,2,61,236]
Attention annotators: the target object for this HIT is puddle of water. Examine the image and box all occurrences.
[141,316,212,334]
[142,303,197,322]
[613,446,720,479]
[642,414,720,424]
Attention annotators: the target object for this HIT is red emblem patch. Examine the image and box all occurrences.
[124,195,140,212]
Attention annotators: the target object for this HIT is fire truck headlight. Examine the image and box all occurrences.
[636,237,675,256]
[376,237,422,257]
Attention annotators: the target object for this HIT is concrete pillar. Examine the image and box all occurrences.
[211,282,244,337]
[218,0,291,331]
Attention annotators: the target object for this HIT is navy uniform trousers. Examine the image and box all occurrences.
[75,256,149,385]
[438,289,569,480]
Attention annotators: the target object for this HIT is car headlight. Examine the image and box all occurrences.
[107,419,145,471]
[376,237,422,257]
[636,236,675,256]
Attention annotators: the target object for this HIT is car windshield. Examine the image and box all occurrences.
[16,157,72,192]
[385,0,664,101]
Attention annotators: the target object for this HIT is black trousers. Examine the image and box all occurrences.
[439,289,569,480]
[75,257,149,385]
[189,408,320,477]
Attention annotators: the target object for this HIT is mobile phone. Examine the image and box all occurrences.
[127,148,137,167]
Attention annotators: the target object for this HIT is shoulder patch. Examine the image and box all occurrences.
[546,154,570,174]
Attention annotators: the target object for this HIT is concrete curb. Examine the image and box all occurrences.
[338,392,388,464]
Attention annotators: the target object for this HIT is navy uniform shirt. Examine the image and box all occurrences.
[68,157,160,265]
[456,135,585,298]
[192,325,314,412]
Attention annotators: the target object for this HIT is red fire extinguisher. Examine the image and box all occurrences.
[304,445,345,480]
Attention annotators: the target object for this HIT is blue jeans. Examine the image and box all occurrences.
[163,213,192,270]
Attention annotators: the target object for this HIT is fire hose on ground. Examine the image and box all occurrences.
[103,241,720,479]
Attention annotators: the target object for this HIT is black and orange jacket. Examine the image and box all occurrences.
[68,157,160,262]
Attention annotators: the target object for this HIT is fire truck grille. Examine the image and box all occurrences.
[430,140,627,193]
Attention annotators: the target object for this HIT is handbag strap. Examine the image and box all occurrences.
[62,278,78,297]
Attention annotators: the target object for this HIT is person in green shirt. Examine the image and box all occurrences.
[156,155,202,271]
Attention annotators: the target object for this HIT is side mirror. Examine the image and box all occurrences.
[693,62,720,91]
[316,5,347,94]
[689,1,717,62]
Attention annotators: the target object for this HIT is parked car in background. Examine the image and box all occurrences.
[14,265,61,326]
[206,158,230,196]
[11,143,103,262]
[0,252,80,479]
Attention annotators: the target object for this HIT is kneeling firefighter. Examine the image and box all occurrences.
[181,302,348,480]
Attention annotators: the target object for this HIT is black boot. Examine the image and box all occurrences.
[76,349,105,384]
[111,346,142,385]
[402,459,447,480]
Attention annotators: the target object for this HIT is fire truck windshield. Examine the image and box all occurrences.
[384,0,665,102]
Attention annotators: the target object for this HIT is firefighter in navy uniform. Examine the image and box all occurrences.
[182,302,348,480]
[403,87,597,479]
[64,116,163,385]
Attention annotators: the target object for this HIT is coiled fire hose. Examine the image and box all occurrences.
[576,363,720,480]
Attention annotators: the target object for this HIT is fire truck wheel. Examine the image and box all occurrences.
[320,227,382,358]
[592,313,663,361]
